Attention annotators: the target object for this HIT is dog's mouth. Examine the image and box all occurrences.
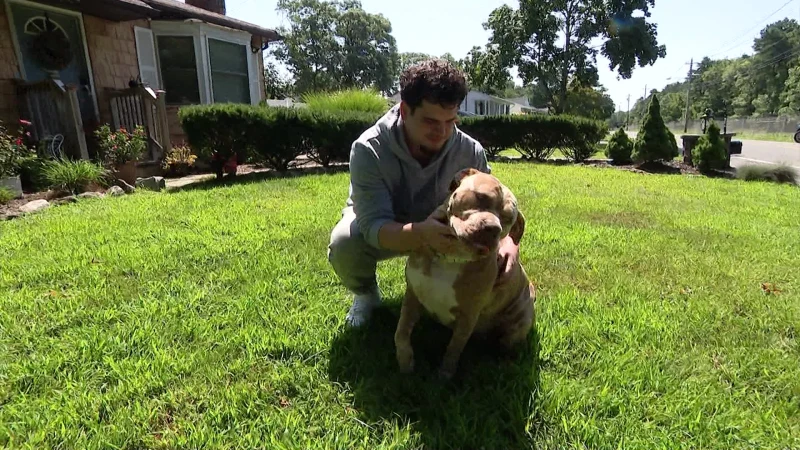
[449,214,502,257]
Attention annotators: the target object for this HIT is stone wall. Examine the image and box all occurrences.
[83,17,148,126]
[0,3,21,127]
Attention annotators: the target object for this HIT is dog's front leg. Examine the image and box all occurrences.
[438,309,480,379]
[395,286,422,373]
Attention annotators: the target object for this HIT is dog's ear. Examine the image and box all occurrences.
[449,168,481,192]
[509,209,526,245]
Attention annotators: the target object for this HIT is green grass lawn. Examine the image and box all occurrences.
[499,148,607,160]
[732,132,796,143]
[1,164,799,449]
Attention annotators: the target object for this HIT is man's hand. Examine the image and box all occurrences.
[415,215,459,255]
[495,235,520,287]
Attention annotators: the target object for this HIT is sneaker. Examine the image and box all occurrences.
[345,287,381,327]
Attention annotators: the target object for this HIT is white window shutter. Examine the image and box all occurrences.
[134,26,160,90]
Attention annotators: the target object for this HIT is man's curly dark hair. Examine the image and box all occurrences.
[399,59,468,113]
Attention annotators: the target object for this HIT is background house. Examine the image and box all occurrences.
[388,90,547,116]
[0,0,281,168]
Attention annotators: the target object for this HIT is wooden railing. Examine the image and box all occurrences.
[107,85,171,161]
[15,78,89,159]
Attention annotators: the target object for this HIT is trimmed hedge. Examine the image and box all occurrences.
[179,105,608,172]
[179,104,378,172]
[459,114,608,162]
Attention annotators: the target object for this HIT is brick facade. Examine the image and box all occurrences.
[83,16,148,126]
[0,3,21,127]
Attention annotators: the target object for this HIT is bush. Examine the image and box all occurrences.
[459,114,608,162]
[633,95,680,163]
[736,164,798,185]
[162,145,198,177]
[43,159,108,194]
[0,120,36,178]
[94,124,147,166]
[605,127,634,164]
[180,104,376,172]
[303,89,389,114]
[692,122,727,173]
[0,187,14,205]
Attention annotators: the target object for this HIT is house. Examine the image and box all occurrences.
[388,90,546,117]
[0,0,281,168]
[506,96,549,115]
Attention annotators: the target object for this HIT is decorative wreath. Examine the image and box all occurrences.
[30,26,73,71]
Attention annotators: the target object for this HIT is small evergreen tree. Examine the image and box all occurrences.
[692,122,727,173]
[633,95,678,163]
[605,127,634,164]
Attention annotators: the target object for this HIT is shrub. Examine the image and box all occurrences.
[736,164,798,185]
[303,89,389,114]
[43,159,108,194]
[605,127,634,164]
[162,145,198,177]
[458,114,608,162]
[179,103,261,169]
[633,95,680,163]
[692,123,727,173]
[306,110,378,167]
[0,120,36,178]
[94,124,147,166]
[0,187,14,205]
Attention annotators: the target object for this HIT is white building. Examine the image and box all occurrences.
[388,90,546,116]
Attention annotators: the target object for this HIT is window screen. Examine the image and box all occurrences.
[208,38,250,104]
[156,36,200,104]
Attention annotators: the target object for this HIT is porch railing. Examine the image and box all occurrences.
[15,78,89,160]
[107,85,171,161]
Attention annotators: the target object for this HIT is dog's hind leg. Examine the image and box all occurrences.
[395,286,422,373]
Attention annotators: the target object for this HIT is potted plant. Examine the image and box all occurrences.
[161,144,198,177]
[94,124,146,184]
[0,120,36,198]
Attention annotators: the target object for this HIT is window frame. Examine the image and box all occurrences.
[150,21,260,106]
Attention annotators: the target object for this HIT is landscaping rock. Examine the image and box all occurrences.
[19,199,50,213]
[136,176,166,192]
[107,186,125,196]
[53,196,77,205]
[78,192,104,200]
[117,179,136,194]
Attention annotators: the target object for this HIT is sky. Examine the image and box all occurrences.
[210,0,800,111]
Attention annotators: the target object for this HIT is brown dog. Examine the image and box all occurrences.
[395,168,536,379]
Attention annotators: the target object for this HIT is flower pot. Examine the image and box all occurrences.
[115,161,138,185]
[0,175,23,198]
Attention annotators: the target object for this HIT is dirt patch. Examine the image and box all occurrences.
[587,160,701,176]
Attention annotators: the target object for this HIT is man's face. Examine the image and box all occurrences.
[400,100,459,155]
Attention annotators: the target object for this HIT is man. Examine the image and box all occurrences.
[327,59,521,327]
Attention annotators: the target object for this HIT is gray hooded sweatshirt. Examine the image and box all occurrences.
[345,104,491,250]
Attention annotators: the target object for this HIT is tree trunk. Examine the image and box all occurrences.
[558,16,571,115]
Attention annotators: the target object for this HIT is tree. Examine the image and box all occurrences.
[483,0,666,114]
[263,60,294,99]
[633,95,679,163]
[563,80,615,120]
[459,45,512,95]
[271,0,399,96]
[399,52,434,72]
[606,127,633,164]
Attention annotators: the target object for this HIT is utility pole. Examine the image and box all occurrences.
[626,94,631,130]
[644,84,648,100]
[683,58,694,133]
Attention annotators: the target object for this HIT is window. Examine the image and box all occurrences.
[208,38,250,104]
[156,36,200,105]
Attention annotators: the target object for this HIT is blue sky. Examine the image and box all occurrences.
[216,0,799,110]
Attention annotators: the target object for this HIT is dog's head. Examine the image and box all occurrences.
[443,168,525,260]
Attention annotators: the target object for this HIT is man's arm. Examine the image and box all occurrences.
[349,141,424,253]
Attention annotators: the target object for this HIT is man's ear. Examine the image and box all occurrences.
[509,209,526,245]
[449,167,481,192]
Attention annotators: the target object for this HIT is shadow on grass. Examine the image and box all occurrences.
[328,299,542,449]
[167,165,350,193]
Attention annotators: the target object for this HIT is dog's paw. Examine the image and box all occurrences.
[437,365,455,380]
[396,349,415,373]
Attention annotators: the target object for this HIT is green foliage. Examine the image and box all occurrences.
[161,145,198,177]
[180,104,377,171]
[692,122,727,173]
[263,59,294,100]
[563,81,616,120]
[43,159,108,194]
[94,124,147,166]
[303,89,389,114]
[633,95,680,163]
[483,0,665,113]
[0,186,14,204]
[0,120,35,178]
[459,114,608,162]
[737,164,798,185]
[272,0,400,96]
[606,128,634,164]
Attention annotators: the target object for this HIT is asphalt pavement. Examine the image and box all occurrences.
[729,139,800,170]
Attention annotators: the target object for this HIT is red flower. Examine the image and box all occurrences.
[15,138,22,146]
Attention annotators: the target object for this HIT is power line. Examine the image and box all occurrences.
[703,0,796,59]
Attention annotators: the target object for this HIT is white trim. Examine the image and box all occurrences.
[5,0,99,119]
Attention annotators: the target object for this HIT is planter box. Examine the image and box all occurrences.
[0,175,23,198]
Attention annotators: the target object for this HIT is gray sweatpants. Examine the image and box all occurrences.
[327,207,403,295]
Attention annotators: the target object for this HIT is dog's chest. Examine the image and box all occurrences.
[406,258,463,326]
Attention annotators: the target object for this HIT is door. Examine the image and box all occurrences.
[9,2,96,124]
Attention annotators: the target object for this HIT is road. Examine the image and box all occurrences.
[729,139,800,170]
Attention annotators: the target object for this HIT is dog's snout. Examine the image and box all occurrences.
[473,223,502,246]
